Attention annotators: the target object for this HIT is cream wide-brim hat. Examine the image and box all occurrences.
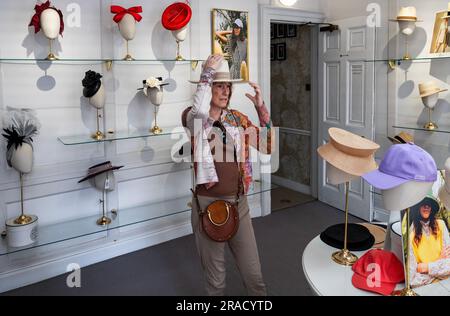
[419,81,448,98]
[317,128,380,177]
[189,60,245,84]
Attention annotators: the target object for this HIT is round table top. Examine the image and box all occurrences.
[302,236,450,296]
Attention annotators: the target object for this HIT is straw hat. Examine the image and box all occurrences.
[317,128,380,177]
[359,223,387,249]
[390,7,422,22]
[189,60,244,84]
[419,81,448,98]
[387,131,414,144]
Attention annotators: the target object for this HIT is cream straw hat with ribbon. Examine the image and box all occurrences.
[189,60,245,84]
[419,81,448,98]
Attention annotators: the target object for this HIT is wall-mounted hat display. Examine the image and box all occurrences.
[419,81,447,130]
[82,70,106,140]
[139,77,169,134]
[28,0,64,60]
[390,7,422,60]
[2,108,41,247]
[387,131,414,144]
[352,249,405,295]
[162,2,192,60]
[78,161,123,227]
[317,128,379,177]
[111,5,143,61]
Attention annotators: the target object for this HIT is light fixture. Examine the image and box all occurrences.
[279,0,298,6]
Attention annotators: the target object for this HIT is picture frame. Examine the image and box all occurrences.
[287,24,297,38]
[430,10,450,54]
[270,44,275,61]
[276,42,286,61]
[276,23,286,38]
[212,8,250,80]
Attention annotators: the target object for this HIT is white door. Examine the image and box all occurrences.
[318,16,375,221]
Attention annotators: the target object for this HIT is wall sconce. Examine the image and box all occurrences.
[279,0,298,7]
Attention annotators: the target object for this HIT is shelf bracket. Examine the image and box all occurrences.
[191,60,199,71]
[105,60,113,72]
[388,59,397,70]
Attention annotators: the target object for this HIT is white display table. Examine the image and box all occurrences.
[302,236,450,296]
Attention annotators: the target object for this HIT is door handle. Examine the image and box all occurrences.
[340,54,349,57]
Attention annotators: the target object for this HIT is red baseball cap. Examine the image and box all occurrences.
[352,249,405,296]
[162,2,192,31]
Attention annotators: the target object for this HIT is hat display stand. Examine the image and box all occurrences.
[327,164,360,265]
[422,94,439,130]
[96,173,112,226]
[140,77,169,135]
[40,8,61,61]
[82,71,106,140]
[390,7,421,60]
[110,5,143,61]
[173,26,188,61]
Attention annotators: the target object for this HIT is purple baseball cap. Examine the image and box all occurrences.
[362,143,437,190]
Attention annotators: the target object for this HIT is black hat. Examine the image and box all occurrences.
[320,223,375,251]
[78,161,123,183]
[82,70,102,98]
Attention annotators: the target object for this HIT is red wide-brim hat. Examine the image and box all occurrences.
[162,2,192,31]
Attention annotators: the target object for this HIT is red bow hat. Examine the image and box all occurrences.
[29,0,64,36]
[111,5,143,23]
[161,2,192,31]
[352,249,405,296]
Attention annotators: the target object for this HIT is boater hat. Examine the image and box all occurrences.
[390,6,422,22]
[317,128,380,177]
[189,60,244,84]
[161,2,192,31]
[387,131,414,144]
[78,161,123,183]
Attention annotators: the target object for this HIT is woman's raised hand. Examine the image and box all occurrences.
[204,54,224,71]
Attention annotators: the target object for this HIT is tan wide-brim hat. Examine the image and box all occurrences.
[387,131,414,144]
[317,128,380,177]
[390,6,422,22]
[189,59,245,84]
[419,81,448,98]
[359,223,387,249]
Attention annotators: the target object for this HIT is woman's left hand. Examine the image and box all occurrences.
[246,82,264,108]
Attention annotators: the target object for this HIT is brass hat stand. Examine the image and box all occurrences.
[92,109,105,140]
[332,182,358,266]
[423,108,438,130]
[14,173,33,225]
[96,175,111,226]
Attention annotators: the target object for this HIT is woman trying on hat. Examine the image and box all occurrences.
[409,196,450,287]
[182,54,272,296]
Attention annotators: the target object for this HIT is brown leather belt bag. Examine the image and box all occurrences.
[201,200,239,242]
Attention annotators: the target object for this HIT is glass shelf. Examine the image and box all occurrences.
[365,55,450,63]
[392,125,450,134]
[0,182,277,256]
[0,58,203,65]
[58,126,186,145]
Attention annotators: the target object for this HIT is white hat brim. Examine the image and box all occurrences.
[189,79,246,84]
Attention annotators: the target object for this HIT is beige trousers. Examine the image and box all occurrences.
[191,194,267,296]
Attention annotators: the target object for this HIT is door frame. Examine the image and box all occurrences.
[259,5,324,200]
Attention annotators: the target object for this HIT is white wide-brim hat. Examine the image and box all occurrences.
[419,81,448,98]
[390,6,422,22]
[189,60,245,84]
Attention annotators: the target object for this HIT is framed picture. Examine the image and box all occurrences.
[287,24,297,37]
[212,8,249,80]
[270,44,275,61]
[276,23,286,38]
[400,194,450,290]
[430,11,450,53]
[276,43,286,61]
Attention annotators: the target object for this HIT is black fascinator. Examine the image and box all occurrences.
[82,70,102,98]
